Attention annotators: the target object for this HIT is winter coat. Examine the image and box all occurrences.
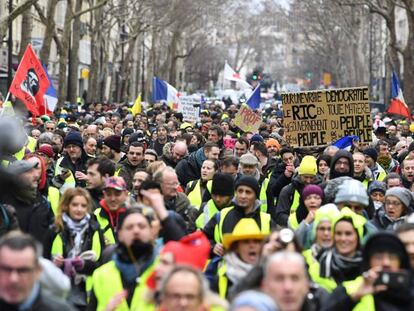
[175,147,206,187]
[329,150,354,180]
[115,158,146,191]
[0,203,19,237]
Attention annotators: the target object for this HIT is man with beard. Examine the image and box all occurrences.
[2,160,53,244]
[53,131,89,192]
[329,149,354,180]
[115,142,146,191]
[151,124,170,157]
[86,156,115,209]
[102,135,122,163]
[88,191,185,310]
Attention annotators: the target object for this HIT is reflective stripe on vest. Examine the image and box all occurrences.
[377,171,386,182]
[217,263,228,299]
[214,206,271,244]
[187,180,212,210]
[47,186,60,215]
[259,178,269,213]
[343,277,375,311]
[91,260,155,311]
[195,199,219,229]
[55,157,76,194]
[290,190,301,213]
[94,208,116,245]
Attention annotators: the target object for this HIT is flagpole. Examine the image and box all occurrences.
[245,83,260,102]
[0,92,11,118]
[222,60,226,90]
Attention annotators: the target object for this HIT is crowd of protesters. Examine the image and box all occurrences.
[0,99,413,311]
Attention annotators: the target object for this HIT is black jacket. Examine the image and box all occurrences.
[329,150,354,180]
[0,289,76,311]
[175,148,205,187]
[0,203,19,237]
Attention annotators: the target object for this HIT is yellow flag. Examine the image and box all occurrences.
[132,93,142,116]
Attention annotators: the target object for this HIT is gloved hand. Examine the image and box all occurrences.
[71,257,84,271]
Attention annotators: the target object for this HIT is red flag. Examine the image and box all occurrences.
[9,44,50,116]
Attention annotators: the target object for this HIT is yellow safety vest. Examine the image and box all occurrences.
[307,257,338,292]
[14,146,26,161]
[214,206,271,244]
[187,180,212,210]
[217,263,228,299]
[91,260,155,311]
[27,136,37,152]
[54,157,76,194]
[114,167,121,176]
[259,178,269,213]
[94,208,116,245]
[291,189,301,213]
[377,171,386,182]
[288,212,300,230]
[47,186,60,215]
[343,277,375,311]
[195,199,219,229]
[362,179,369,189]
[51,229,103,296]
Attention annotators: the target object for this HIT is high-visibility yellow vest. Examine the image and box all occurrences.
[27,136,37,152]
[51,229,103,297]
[94,208,116,245]
[288,212,300,230]
[259,178,269,213]
[362,179,369,189]
[47,186,60,215]
[377,171,386,182]
[290,189,301,213]
[91,260,155,311]
[187,180,212,210]
[54,157,76,194]
[195,199,219,229]
[307,257,337,292]
[214,206,271,244]
[343,277,375,311]
[14,146,26,161]
[217,263,228,299]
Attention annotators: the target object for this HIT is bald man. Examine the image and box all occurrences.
[162,141,188,168]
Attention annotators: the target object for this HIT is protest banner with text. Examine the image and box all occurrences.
[282,87,372,147]
[177,96,200,123]
[234,104,262,133]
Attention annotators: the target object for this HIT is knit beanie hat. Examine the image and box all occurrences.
[211,173,234,196]
[265,138,281,150]
[312,204,340,238]
[385,186,413,208]
[121,128,134,139]
[235,175,260,198]
[230,290,278,311]
[363,147,378,162]
[334,179,369,206]
[302,184,324,200]
[298,155,317,176]
[37,144,55,158]
[63,131,83,148]
[362,232,410,271]
[104,135,121,152]
[250,134,264,143]
[368,180,386,195]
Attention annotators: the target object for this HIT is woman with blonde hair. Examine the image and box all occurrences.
[44,187,105,310]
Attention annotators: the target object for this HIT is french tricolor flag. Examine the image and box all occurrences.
[41,64,58,115]
[387,71,410,119]
[152,77,180,109]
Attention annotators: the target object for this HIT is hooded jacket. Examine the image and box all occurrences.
[115,158,146,191]
[329,150,354,180]
[275,173,323,226]
[175,147,206,187]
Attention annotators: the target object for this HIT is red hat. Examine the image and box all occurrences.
[37,144,55,158]
[146,231,210,289]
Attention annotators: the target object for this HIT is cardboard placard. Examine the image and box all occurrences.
[234,104,262,133]
[282,87,372,147]
[177,96,200,123]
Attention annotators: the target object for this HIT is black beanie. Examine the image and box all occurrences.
[104,135,121,153]
[211,173,234,196]
[235,176,260,198]
[363,147,378,162]
[362,232,411,271]
[63,131,83,148]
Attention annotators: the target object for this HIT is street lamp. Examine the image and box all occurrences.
[7,0,13,89]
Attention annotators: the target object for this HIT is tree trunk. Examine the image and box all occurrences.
[18,9,33,60]
[39,0,58,64]
[403,8,414,109]
[145,28,157,102]
[67,0,83,103]
[168,30,180,85]
[57,1,73,104]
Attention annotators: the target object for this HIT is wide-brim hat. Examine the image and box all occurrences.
[222,218,267,250]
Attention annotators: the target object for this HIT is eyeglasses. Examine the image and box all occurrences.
[165,292,200,302]
[385,200,402,207]
[0,264,36,276]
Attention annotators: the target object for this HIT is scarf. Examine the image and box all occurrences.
[319,248,362,283]
[224,252,254,285]
[62,213,90,258]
